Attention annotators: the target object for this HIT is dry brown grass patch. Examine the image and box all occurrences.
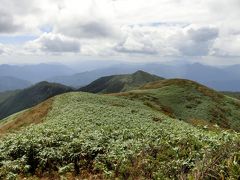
[0,98,53,137]
[187,118,224,132]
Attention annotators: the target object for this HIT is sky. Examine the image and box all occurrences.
[0,0,240,65]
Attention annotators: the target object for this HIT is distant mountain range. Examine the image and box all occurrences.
[0,63,74,92]
[0,63,73,83]
[0,76,31,92]
[47,65,139,88]
[1,62,240,91]
[48,63,240,91]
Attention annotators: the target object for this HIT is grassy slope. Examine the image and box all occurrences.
[0,81,72,120]
[0,98,53,136]
[114,79,240,131]
[79,70,163,93]
[222,91,240,100]
[0,92,239,179]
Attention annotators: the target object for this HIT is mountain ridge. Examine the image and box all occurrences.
[113,78,240,131]
[79,70,163,93]
[48,63,240,91]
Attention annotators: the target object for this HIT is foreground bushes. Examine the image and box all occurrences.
[0,92,239,179]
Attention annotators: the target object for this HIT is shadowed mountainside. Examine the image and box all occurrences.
[0,81,73,120]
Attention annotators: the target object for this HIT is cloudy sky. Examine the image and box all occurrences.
[0,0,240,65]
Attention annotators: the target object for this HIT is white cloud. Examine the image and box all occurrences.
[0,43,12,55]
[0,0,240,64]
[114,27,158,55]
[25,33,80,53]
[114,25,179,55]
[56,19,117,39]
[113,25,218,57]
[0,12,23,34]
[172,27,219,56]
[213,34,240,56]
[0,45,5,54]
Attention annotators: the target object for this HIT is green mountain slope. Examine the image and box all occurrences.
[0,92,239,179]
[0,81,72,120]
[0,90,19,104]
[79,70,163,93]
[222,91,240,100]
[115,79,240,131]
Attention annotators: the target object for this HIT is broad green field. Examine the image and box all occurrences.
[0,92,239,179]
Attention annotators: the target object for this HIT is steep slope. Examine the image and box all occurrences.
[222,91,240,100]
[0,92,239,179]
[0,98,53,136]
[0,90,19,103]
[79,70,163,93]
[0,81,73,120]
[114,79,240,131]
[0,76,31,92]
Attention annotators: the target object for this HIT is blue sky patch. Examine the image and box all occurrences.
[0,35,38,44]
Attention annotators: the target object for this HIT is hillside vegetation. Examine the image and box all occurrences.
[222,91,240,100]
[0,81,72,120]
[0,92,239,179]
[79,70,163,93]
[0,98,53,136]
[0,90,19,104]
[114,79,240,131]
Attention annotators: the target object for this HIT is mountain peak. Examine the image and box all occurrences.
[132,70,163,80]
[133,70,148,75]
[80,71,163,94]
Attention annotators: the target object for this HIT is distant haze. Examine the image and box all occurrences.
[1,62,240,91]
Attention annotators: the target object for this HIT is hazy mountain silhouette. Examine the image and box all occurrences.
[0,76,31,92]
[0,64,74,83]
